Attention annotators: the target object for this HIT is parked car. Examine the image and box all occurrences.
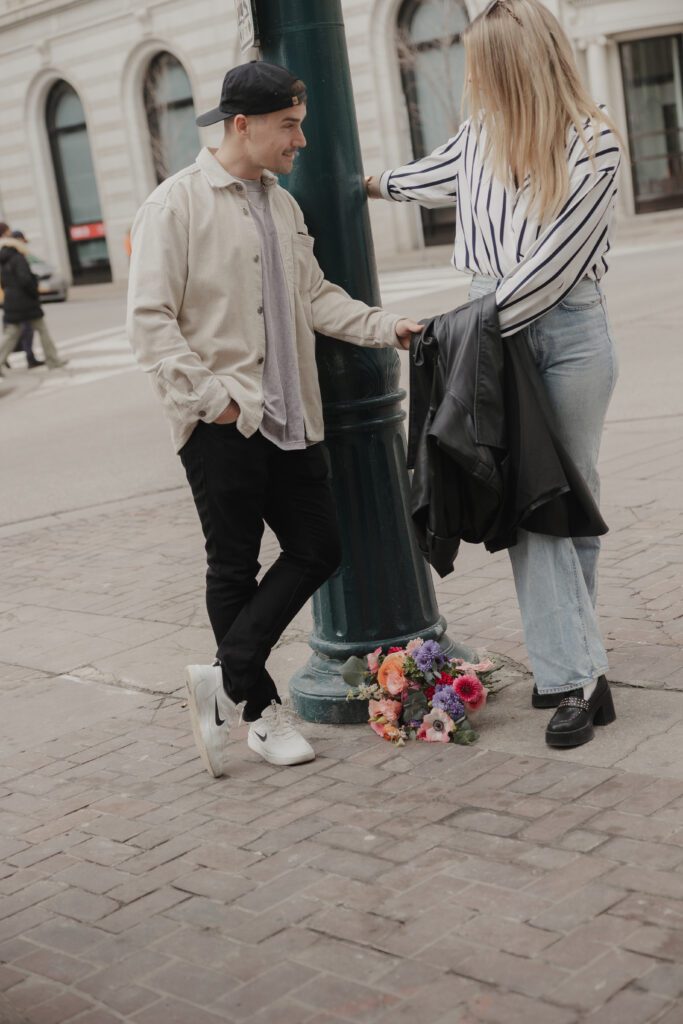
[27,253,68,302]
[0,253,68,305]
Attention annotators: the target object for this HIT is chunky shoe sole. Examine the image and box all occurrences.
[185,667,226,778]
[545,685,616,748]
[247,732,315,767]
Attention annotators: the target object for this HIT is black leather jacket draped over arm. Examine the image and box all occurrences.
[408,294,607,577]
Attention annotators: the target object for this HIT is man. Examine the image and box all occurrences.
[127,61,420,777]
[0,223,67,373]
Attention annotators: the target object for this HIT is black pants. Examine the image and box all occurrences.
[3,321,37,366]
[179,422,342,721]
[16,323,38,365]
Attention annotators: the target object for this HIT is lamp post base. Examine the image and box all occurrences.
[290,625,477,724]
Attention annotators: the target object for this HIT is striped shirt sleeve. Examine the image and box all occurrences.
[379,122,468,209]
[496,126,621,338]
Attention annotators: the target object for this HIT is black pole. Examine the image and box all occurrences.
[256,0,468,722]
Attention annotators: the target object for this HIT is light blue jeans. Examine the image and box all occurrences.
[469,275,618,693]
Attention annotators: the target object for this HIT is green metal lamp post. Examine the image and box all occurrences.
[254,0,469,722]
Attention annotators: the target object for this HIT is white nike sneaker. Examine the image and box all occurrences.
[185,664,238,778]
[247,702,315,766]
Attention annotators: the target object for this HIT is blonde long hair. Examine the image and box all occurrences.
[463,0,623,222]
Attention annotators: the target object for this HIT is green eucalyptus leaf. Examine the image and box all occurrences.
[452,718,479,745]
[403,690,429,723]
[340,656,368,689]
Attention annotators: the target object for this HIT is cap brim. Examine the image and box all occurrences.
[195,107,232,127]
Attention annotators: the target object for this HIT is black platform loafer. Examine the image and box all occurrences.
[532,684,582,709]
[545,675,616,748]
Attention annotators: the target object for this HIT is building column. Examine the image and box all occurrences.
[578,32,635,215]
[584,35,612,109]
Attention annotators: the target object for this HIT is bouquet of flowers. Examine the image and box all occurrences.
[342,638,498,746]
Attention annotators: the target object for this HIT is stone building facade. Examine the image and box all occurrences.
[0,0,681,285]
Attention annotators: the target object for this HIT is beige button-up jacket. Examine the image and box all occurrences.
[127,148,403,452]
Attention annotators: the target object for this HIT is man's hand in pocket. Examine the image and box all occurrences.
[214,400,240,424]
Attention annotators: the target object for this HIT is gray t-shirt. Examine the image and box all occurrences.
[238,177,306,450]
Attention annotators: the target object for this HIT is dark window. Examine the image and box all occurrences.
[620,34,683,213]
[144,52,201,183]
[397,0,468,245]
[46,80,111,283]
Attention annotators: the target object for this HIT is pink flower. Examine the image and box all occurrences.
[406,637,425,656]
[388,646,403,654]
[452,657,495,675]
[367,647,382,674]
[378,651,408,697]
[465,691,487,713]
[417,708,454,743]
[369,698,402,724]
[454,674,487,712]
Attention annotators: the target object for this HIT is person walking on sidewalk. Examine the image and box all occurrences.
[127,61,421,776]
[3,232,44,369]
[367,0,621,749]
[0,223,67,374]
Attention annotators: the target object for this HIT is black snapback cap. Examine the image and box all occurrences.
[196,60,306,127]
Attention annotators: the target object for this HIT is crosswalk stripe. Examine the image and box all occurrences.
[25,328,136,398]
[34,364,137,394]
[56,330,130,354]
[56,325,126,350]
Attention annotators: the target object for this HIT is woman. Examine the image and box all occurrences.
[366,0,621,749]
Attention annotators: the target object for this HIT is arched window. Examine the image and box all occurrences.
[143,52,201,183]
[397,0,469,244]
[46,81,111,283]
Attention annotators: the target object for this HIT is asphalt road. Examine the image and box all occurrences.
[0,238,681,529]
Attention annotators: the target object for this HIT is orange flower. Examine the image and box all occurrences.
[370,720,402,743]
[377,651,408,696]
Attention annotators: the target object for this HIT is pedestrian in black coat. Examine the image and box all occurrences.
[1,231,43,369]
[0,223,66,375]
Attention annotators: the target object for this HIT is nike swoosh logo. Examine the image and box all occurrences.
[253,730,267,742]
[215,699,225,727]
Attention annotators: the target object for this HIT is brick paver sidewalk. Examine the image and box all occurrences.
[2,688,683,1024]
[1,424,683,1023]
[2,231,683,1021]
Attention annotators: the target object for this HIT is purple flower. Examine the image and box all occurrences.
[431,685,465,720]
[413,640,446,673]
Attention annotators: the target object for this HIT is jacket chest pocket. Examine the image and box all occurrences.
[291,233,316,324]
[292,233,315,290]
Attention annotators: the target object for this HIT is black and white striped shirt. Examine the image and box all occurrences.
[379,113,621,337]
